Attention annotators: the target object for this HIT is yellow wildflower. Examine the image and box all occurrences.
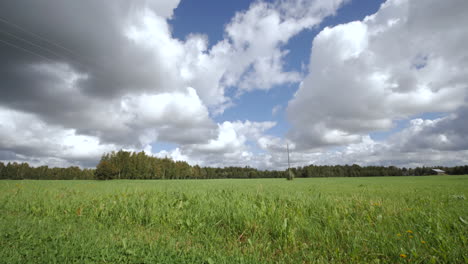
[421,240,426,244]
[397,233,402,237]
[406,230,413,234]
[400,254,407,258]
[409,235,414,238]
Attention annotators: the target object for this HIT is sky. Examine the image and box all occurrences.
[0,0,467,169]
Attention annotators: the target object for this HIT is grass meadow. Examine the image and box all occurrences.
[0,176,467,263]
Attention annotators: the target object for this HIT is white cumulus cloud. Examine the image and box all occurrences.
[287,0,468,150]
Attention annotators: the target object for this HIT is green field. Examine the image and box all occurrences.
[1,176,467,263]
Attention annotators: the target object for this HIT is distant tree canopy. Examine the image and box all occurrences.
[0,162,94,180]
[93,150,284,180]
[0,150,467,180]
[95,160,118,180]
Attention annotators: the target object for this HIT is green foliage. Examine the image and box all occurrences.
[95,160,118,180]
[0,176,467,263]
[0,162,94,180]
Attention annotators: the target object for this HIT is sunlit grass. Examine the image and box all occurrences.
[1,176,467,263]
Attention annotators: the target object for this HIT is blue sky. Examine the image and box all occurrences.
[149,0,466,168]
[0,0,467,168]
[171,0,386,142]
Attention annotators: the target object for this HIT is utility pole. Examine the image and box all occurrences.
[287,143,293,180]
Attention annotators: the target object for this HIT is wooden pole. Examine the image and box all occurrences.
[287,143,292,180]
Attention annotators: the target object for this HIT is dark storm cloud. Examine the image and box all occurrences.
[0,0,214,137]
[0,150,16,160]
[0,0,179,115]
[0,0,219,167]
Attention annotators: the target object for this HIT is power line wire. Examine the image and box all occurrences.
[0,26,130,91]
[0,36,122,89]
[0,16,109,72]
[0,27,110,74]
[0,15,129,87]
[0,22,114,76]
[0,29,72,62]
[0,38,56,63]
[0,16,82,59]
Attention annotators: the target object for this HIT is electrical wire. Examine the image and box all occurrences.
[0,16,84,60]
[0,38,56,63]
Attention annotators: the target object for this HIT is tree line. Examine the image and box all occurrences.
[1,150,467,180]
[0,162,94,180]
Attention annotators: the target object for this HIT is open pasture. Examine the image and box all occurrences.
[0,176,467,263]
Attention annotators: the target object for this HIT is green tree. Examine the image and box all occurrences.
[95,160,118,180]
